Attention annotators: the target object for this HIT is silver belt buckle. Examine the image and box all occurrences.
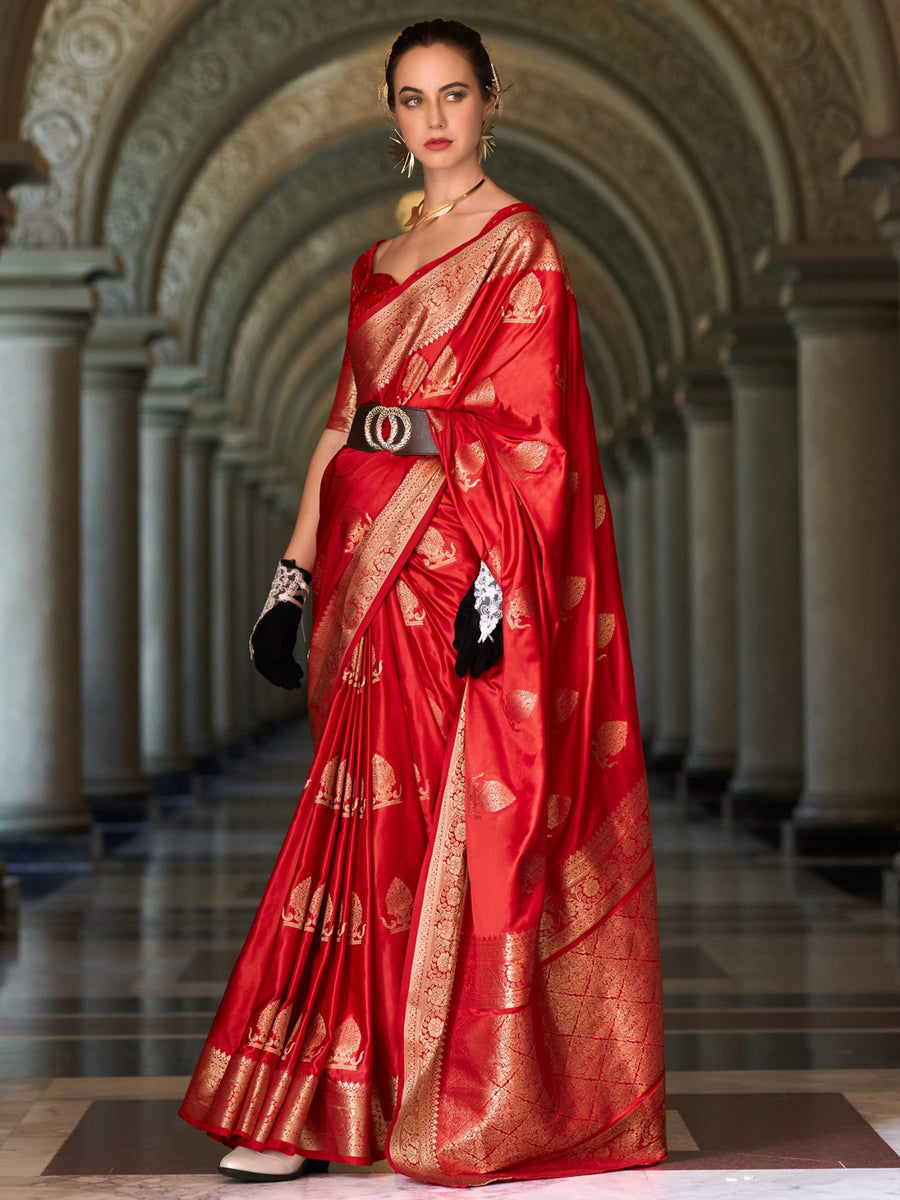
[363,404,413,452]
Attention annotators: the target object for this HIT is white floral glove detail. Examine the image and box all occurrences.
[473,559,502,643]
[249,559,311,659]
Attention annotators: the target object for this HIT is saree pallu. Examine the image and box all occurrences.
[179,203,666,1186]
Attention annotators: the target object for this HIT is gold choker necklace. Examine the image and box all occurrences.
[405,176,487,229]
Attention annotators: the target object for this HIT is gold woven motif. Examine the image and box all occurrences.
[591,720,629,768]
[501,272,545,323]
[395,577,426,626]
[381,876,414,933]
[502,688,538,725]
[463,377,496,408]
[413,525,457,569]
[453,441,485,491]
[371,753,402,809]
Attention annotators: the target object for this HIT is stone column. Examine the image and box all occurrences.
[275,478,306,721]
[0,248,118,836]
[258,467,291,723]
[210,442,242,751]
[81,317,170,813]
[599,440,628,585]
[244,465,273,732]
[757,245,900,834]
[841,141,900,903]
[0,142,48,926]
[226,442,257,741]
[674,364,737,787]
[140,365,203,788]
[182,402,226,770]
[704,313,803,811]
[648,405,690,767]
[621,424,655,744]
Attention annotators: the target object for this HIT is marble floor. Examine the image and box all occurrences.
[2,718,900,1198]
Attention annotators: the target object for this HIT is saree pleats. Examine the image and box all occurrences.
[179,456,480,1163]
[180,203,666,1184]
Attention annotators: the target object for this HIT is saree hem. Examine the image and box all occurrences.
[177,1108,385,1167]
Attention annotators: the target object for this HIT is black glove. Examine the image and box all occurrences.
[453,561,503,678]
[249,560,311,690]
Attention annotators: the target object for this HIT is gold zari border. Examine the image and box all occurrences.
[388,688,469,1184]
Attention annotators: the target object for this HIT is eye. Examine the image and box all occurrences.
[401,96,422,107]
[445,91,465,102]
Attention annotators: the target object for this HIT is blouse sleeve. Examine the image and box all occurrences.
[324,343,358,434]
[323,248,372,434]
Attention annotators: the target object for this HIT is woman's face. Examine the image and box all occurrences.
[391,42,493,172]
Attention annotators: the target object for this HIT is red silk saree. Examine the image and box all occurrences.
[179,203,666,1186]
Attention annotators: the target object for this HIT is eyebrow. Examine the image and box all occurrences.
[397,81,471,95]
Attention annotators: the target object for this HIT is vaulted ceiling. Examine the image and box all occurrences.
[5,0,898,479]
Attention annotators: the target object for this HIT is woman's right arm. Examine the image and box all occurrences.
[281,425,347,573]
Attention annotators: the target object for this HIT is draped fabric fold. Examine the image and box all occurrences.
[179,203,666,1186]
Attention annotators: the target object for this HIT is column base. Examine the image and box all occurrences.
[83,773,150,801]
[0,827,102,871]
[650,734,687,771]
[725,769,802,832]
[682,750,734,797]
[84,774,151,825]
[0,808,94,838]
[781,818,900,858]
[189,751,221,776]
[793,789,900,828]
[217,741,246,764]
[150,768,193,796]
[729,767,803,799]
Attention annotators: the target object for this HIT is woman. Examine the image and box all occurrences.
[179,18,666,1187]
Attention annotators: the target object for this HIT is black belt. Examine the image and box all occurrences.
[346,403,439,456]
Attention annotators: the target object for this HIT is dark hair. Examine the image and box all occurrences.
[384,19,496,110]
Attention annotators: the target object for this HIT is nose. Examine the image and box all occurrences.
[427,101,445,128]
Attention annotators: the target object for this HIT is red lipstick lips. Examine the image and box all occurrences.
[425,138,452,149]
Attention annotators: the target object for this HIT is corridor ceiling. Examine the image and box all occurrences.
[4,0,898,479]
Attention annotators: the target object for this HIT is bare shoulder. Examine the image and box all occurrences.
[371,230,408,273]
[488,186,522,212]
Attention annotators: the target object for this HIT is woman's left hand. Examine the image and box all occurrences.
[453,561,503,678]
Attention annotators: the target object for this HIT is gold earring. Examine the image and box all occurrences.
[389,125,415,177]
[479,113,496,162]
[480,108,501,163]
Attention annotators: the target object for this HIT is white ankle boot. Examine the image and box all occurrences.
[218,1145,328,1181]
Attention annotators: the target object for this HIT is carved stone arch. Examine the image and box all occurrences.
[166,111,708,373]
[269,312,355,446]
[229,212,652,464]
[190,143,394,381]
[254,232,629,462]
[78,0,222,247]
[283,353,349,479]
[556,231,652,404]
[264,309,351,454]
[47,1,780,293]
[254,287,355,444]
[153,33,742,354]
[8,0,190,248]
[184,132,681,416]
[655,0,881,240]
[9,0,885,257]
[575,314,622,433]
[228,267,351,429]
[499,126,694,361]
